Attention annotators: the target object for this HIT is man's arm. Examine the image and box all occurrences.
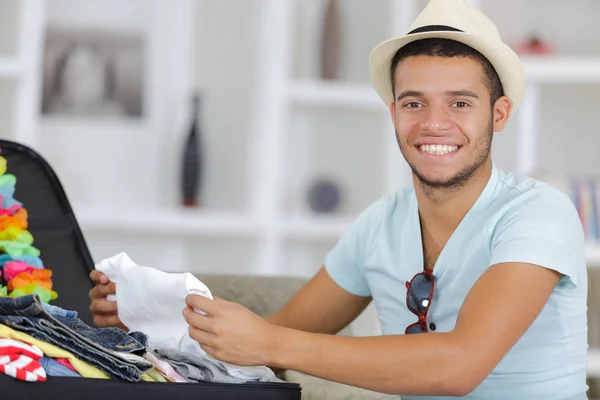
[185,261,561,397]
[265,266,372,335]
[268,262,561,396]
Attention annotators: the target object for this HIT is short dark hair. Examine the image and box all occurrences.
[390,38,504,106]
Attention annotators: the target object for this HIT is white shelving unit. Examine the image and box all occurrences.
[71,0,600,269]
[522,56,600,83]
[75,208,260,238]
[0,0,47,148]
[586,243,600,267]
[288,81,383,111]
[0,57,22,79]
[590,349,600,378]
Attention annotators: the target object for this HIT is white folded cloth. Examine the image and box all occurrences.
[95,252,278,382]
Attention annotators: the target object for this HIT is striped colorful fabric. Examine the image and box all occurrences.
[0,338,46,382]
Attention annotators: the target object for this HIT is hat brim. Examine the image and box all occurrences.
[368,30,526,110]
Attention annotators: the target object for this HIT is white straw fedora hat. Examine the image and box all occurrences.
[369,0,526,110]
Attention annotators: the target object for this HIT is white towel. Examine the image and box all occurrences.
[95,252,278,382]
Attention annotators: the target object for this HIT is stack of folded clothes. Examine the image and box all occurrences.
[0,294,155,381]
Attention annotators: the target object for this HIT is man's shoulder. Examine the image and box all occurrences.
[491,168,582,236]
[495,168,576,212]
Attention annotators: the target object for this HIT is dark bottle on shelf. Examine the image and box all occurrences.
[320,0,341,80]
[181,91,203,207]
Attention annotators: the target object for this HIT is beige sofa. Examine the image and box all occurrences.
[196,274,398,400]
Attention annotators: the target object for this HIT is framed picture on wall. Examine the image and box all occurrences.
[41,28,145,119]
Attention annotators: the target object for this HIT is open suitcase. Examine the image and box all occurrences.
[0,139,302,399]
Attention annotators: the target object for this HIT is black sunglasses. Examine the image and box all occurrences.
[405,269,435,334]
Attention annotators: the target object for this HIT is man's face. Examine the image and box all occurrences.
[390,55,508,190]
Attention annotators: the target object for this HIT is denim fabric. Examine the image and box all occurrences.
[128,331,148,349]
[0,294,54,318]
[41,303,77,319]
[42,317,151,371]
[40,356,81,378]
[53,315,147,356]
[0,295,151,382]
[0,314,142,381]
[0,296,146,355]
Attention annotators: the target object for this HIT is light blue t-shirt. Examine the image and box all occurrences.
[325,165,588,400]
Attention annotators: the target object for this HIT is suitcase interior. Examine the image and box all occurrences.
[0,140,302,398]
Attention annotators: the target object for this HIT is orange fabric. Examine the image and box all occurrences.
[0,208,27,230]
[7,269,53,291]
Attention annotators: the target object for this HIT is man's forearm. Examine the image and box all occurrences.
[266,327,473,397]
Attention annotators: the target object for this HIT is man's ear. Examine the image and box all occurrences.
[390,99,396,125]
[492,96,512,133]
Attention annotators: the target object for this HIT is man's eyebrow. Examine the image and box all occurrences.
[396,90,424,102]
[395,90,480,101]
[446,90,479,99]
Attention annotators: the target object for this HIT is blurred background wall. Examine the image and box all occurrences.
[1,0,600,393]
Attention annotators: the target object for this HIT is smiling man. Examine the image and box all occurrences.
[89,0,589,398]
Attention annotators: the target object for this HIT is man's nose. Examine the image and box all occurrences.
[419,109,453,133]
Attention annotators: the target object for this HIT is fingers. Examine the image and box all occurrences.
[183,306,215,334]
[185,294,225,316]
[89,270,100,283]
[89,270,110,285]
[90,298,118,315]
[199,343,217,358]
[88,281,116,301]
[189,324,216,349]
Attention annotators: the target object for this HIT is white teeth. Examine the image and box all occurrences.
[419,144,458,155]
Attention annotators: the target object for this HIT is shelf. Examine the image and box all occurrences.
[286,57,600,111]
[74,208,262,237]
[280,215,353,240]
[586,242,600,267]
[522,56,600,83]
[72,208,600,258]
[0,57,22,79]
[589,348,600,377]
[287,81,385,111]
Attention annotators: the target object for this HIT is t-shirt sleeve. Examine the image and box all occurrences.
[324,199,384,297]
[489,186,586,287]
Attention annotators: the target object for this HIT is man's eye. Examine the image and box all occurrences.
[453,101,469,108]
[405,102,422,108]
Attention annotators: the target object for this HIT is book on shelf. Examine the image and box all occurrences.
[535,171,600,242]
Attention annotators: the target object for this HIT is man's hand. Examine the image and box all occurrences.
[184,295,279,367]
[88,270,128,331]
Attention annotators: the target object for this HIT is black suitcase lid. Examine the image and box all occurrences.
[0,139,94,324]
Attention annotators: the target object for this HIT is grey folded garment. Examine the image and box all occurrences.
[153,348,283,384]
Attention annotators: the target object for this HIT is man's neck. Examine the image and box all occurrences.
[415,161,493,237]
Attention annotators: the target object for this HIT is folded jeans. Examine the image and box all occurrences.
[0,295,152,382]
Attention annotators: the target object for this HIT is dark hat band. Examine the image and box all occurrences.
[407,25,464,34]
